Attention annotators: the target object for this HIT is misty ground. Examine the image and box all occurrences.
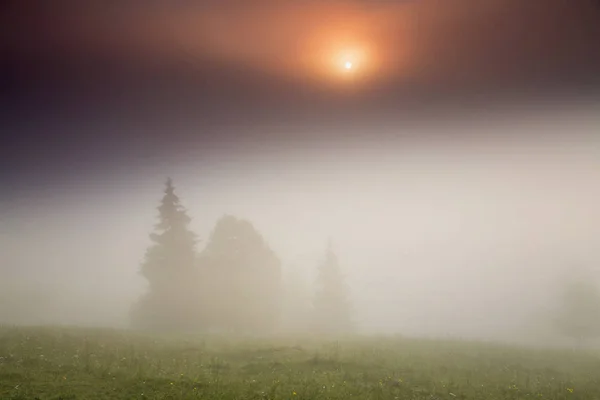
[0,326,598,400]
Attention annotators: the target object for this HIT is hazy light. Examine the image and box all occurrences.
[345,61,353,70]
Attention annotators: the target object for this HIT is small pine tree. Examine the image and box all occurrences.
[312,240,353,334]
[131,178,200,331]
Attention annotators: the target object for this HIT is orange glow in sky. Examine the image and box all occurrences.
[14,0,598,94]
[168,2,415,87]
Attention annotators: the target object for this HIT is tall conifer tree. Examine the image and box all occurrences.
[141,178,198,286]
[132,178,199,331]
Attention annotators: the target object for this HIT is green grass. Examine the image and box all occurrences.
[1,326,599,399]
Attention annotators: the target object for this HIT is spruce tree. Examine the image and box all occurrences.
[141,178,198,285]
[313,240,353,334]
[131,178,200,331]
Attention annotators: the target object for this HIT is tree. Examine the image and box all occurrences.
[131,178,200,331]
[555,278,600,348]
[312,240,353,334]
[200,215,282,334]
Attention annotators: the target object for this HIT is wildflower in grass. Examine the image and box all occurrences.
[292,391,297,396]
[567,388,574,393]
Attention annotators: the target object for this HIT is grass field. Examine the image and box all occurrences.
[0,326,599,399]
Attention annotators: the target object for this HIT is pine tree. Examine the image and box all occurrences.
[312,240,353,334]
[141,178,198,285]
[131,178,200,331]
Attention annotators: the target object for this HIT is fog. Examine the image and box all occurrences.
[1,109,599,346]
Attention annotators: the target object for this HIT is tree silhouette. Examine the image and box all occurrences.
[200,215,282,333]
[131,178,200,331]
[312,240,353,334]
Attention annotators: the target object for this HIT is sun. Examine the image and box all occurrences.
[314,43,374,81]
[333,49,364,76]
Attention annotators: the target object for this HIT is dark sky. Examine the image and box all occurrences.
[2,0,600,196]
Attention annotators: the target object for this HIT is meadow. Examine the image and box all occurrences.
[0,326,599,400]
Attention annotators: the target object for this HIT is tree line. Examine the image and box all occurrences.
[130,178,352,334]
[129,178,600,345]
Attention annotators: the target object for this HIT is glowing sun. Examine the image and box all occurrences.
[332,48,364,77]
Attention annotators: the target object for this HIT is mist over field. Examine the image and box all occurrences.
[4,2,600,399]
[1,109,599,347]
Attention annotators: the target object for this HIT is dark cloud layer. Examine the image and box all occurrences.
[2,0,600,193]
[4,0,600,96]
